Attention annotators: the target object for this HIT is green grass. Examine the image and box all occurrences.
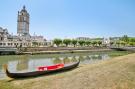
[108,51,133,57]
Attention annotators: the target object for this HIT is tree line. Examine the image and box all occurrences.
[31,35,135,47]
[110,35,135,47]
[53,38,102,47]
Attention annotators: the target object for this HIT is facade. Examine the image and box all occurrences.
[102,38,110,46]
[0,27,9,47]
[76,37,91,41]
[17,6,30,36]
[31,35,47,47]
[0,27,8,41]
[0,6,47,47]
[0,27,26,47]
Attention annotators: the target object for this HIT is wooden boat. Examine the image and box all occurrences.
[3,60,80,79]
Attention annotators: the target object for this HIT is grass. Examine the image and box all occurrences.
[0,80,17,89]
[108,51,132,57]
[1,53,135,89]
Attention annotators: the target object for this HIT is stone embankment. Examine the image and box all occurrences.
[20,47,112,54]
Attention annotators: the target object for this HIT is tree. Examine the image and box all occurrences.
[63,39,71,47]
[110,41,114,46]
[92,41,97,46]
[78,40,85,47]
[129,42,134,46]
[53,38,62,47]
[121,35,129,42]
[97,41,102,46]
[129,38,135,42]
[71,39,78,47]
[120,41,126,46]
[116,41,120,47]
[85,41,91,46]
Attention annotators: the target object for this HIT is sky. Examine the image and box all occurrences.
[0,0,135,40]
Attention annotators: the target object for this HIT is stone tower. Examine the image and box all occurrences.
[17,6,30,36]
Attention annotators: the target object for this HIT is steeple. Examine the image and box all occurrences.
[17,6,30,36]
[21,5,27,13]
[23,5,25,10]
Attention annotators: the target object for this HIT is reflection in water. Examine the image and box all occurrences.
[52,56,78,64]
[63,57,71,64]
[53,57,63,64]
[0,51,126,79]
[85,56,91,60]
[16,56,29,71]
[72,56,78,62]
[79,56,85,62]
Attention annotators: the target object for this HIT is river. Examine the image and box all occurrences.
[0,51,131,79]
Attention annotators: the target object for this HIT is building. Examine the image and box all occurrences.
[76,37,91,41]
[17,6,30,36]
[0,27,8,41]
[0,27,22,47]
[17,6,47,47]
[102,38,110,46]
[0,27,14,47]
[0,6,47,47]
[31,35,47,47]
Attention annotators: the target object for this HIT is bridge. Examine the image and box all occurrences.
[0,47,18,55]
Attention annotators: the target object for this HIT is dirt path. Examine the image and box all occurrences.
[1,53,135,89]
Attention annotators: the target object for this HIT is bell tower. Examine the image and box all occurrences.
[17,5,30,36]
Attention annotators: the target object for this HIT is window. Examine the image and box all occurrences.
[24,17,26,21]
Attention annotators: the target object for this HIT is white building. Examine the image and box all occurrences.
[102,38,110,46]
[76,37,91,41]
[0,6,47,47]
[31,35,47,47]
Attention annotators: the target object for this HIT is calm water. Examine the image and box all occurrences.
[0,51,131,79]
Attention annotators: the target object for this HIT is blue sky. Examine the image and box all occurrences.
[0,0,135,40]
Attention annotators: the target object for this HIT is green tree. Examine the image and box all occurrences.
[92,41,97,46]
[97,41,102,46]
[116,41,120,47]
[85,41,91,46]
[129,38,135,42]
[120,41,126,46]
[110,41,114,46]
[129,42,134,46]
[63,39,71,47]
[71,39,78,47]
[78,40,85,47]
[121,35,129,42]
[53,38,62,47]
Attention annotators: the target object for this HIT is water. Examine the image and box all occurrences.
[0,51,131,79]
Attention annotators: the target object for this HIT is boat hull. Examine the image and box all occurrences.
[4,60,80,79]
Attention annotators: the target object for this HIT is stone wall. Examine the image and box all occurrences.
[22,47,108,52]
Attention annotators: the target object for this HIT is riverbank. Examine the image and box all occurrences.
[20,47,112,55]
[0,53,135,89]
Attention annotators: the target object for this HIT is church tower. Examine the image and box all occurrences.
[17,6,30,36]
